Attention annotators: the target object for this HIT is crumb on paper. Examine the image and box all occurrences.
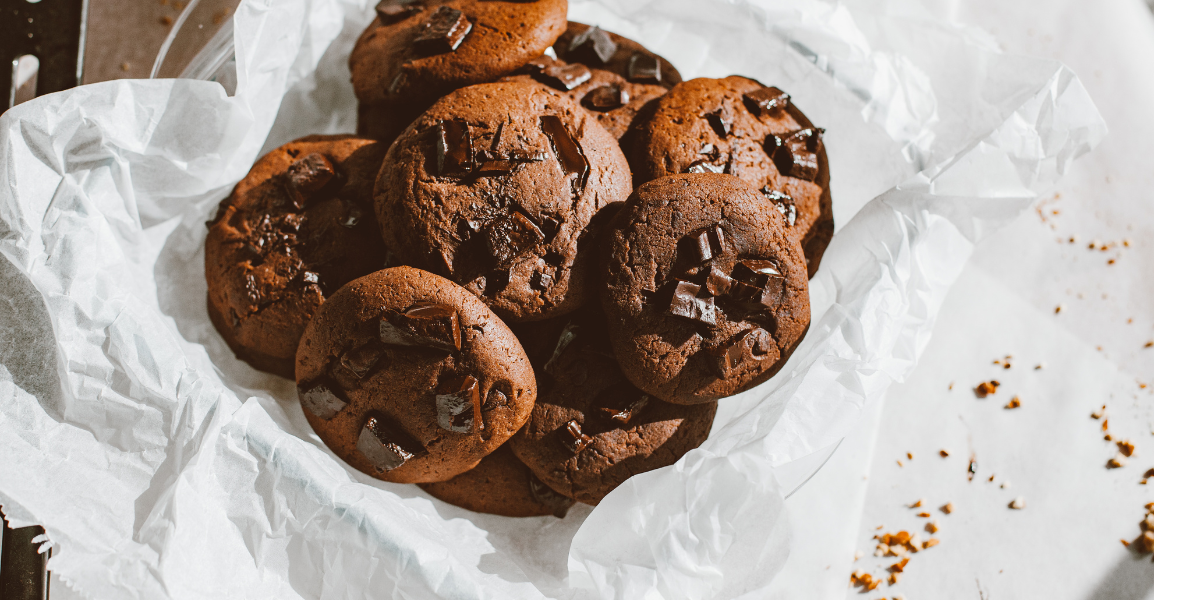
[1102,418,1109,432]
[967,455,978,481]
[1034,363,1044,370]
[888,558,909,573]
[1144,340,1154,348]
[948,381,954,390]
[917,511,930,518]
[940,502,954,514]
[1004,396,1021,409]
[1091,407,1106,419]
[1123,238,1131,247]
[1009,497,1026,510]
[896,459,904,467]
[1116,439,1135,457]
[1055,305,1063,314]
[1000,481,1010,489]
[888,572,901,585]
[925,520,939,533]
[1107,457,1125,469]
[939,449,951,457]
[910,498,924,508]
[214,7,232,25]
[922,538,940,549]
[120,62,131,71]
[854,549,864,561]
[1104,433,1113,441]
[974,380,999,398]
[160,15,174,26]
[907,452,913,460]
[1069,236,1076,243]
[1129,503,1154,555]
[1088,240,1097,249]
[1108,258,1116,265]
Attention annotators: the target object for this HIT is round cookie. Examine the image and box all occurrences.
[599,173,812,404]
[629,76,835,273]
[295,266,537,483]
[508,313,716,505]
[351,0,568,141]
[418,442,575,517]
[374,81,633,322]
[552,22,683,89]
[205,135,388,378]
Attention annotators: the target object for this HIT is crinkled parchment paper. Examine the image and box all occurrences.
[0,0,1104,597]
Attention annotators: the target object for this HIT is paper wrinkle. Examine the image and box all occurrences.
[0,0,1104,598]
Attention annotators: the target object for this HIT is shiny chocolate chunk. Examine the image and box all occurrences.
[684,225,730,264]
[627,53,662,82]
[298,376,348,420]
[357,414,423,472]
[341,203,363,228]
[482,211,543,268]
[536,63,592,91]
[522,55,558,74]
[686,160,723,174]
[477,159,520,176]
[540,115,590,193]
[567,25,618,64]
[768,129,822,181]
[743,86,791,117]
[581,84,629,111]
[711,328,775,378]
[284,153,336,209]
[301,271,320,285]
[730,260,785,310]
[482,387,509,411]
[340,344,384,379]
[530,271,554,291]
[703,266,734,297]
[435,119,473,177]
[435,374,480,434]
[561,419,592,453]
[761,187,797,227]
[706,108,732,138]
[665,280,717,325]
[379,302,461,351]
[597,384,651,425]
[414,6,472,55]
[529,476,574,518]
[375,0,420,24]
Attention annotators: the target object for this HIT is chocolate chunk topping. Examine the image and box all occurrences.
[301,271,320,285]
[665,280,717,325]
[477,159,519,176]
[597,384,651,424]
[561,419,592,453]
[703,266,734,297]
[581,84,630,111]
[340,344,384,379]
[540,115,590,193]
[379,302,461,351]
[357,414,423,472]
[730,259,784,310]
[434,119,473,177]
[711,327,774,378]
[298,376,348,420]
[567,25,618,63]
[686,160,723,174]
[482,387,508,411]
[761,187,797,227]
[481,211,543,269]
[435,374,481,434]
[529,475,574,518]
[706,108,732,138]
[530,271,554,291]
[284,153,336,209]
[684,225,730,264]
[522,55,558,74]
[375,0,420,24]
[743,86,791,117]
[414,6,471,55]
[766,128,822,181]
[627,53,662,82]
[536,63,593,91]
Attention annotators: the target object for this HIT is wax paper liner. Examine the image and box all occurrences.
[0,0,1104,598]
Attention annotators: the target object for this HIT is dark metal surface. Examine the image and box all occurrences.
[1,511,49,600]
[2,0,87,108]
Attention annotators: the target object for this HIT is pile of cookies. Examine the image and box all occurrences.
[204,0,832,517]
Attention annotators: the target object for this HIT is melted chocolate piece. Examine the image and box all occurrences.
[482,387,508,411]
[703,266,734,297]
[567,25,618,64]
[340,344,384,379]
[683,225,730,264]
[767,129,822,181]
[581,84,630,111]
[435,374,481,434]
[298,376,348,420]
[743,86,791,117]
[482,211,543,268]
[435,119,473,177]
[711,328,774,378]
[706,108,732,138]
[540,115,590,193]
[665,280,717,325]
[561,419,592,453]
[529,475,574,518]
[627,53,662,82]
[686,160,723,174]
[379,302,462,351]
[761,187,796,227]
[414,6,472,55]
[284,153,336,209]
[536,63,592,91]
[375,0,420,24]
[357,414,423,472]
[597,383,651,424]
[477,159,520,176]
[730,260,784,310]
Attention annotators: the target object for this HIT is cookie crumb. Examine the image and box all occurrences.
[1008,497,1026,510]
[907,452,913,460]
[160,15,174,26]
[1034,363,1044,370]
[909,498,924,508]
[1107,457,1125,469]
[1116,439,1135,457]
[1004,396,1021,409]
[974,380,999,398]
[922,538,940,549]
[940,502,954,514]
[925,520,939,533]
[939,449,951,457]
[1055,305,1063,314]
[1144,340,1154,348]
[1091,407,1106,419]
[1000,481,1010,489]
[213,7,232,25]
[948,381,954,390]
[916,511,930,518]
[120,62,130,71]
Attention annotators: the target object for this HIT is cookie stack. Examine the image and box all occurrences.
[204,1,833,518]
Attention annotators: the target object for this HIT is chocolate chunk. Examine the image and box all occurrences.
[482,211,543,268]
[434,119,473,177]
[530,271,554,291]
[521,55,558,74]
[529,475,574,518]
[540,115,590,193]
[730,259,784,310]
[284,153,336,209]
[627,53,662,82]
[379,302,461,351]
[743,86,791,117]
[597,384,650,424]
[341,203,363,228]
[686,160,723,174]
[761,187,796,227]
[298,376,348,420]
[561,419,592,453]
[482,387,508,411]
[301,271,320,285]
[340,344,384,379]
[768,129,822,181]
[706,108,732,138]
[435,374,480,434]
[536,63,592,91]
[683,225,730,264]
[375,0,420,24]
[665,280,717,325]
[414,6,471,55]
[703,266,734,296]
[699,143,720,161]
[567,25,618,64]
[357,414,423,472]
[711,328,774,378]
[477,159,520,176]
[581,84,630,111]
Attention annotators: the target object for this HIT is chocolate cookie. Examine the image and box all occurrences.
[599,173,811,404]
[373,81,633,322]
[508,312,716,505]
[552,22,683,89]
[294,266,537,483]
[205,135,388,378]
[418,442,575,517]
[629,76,835,272]
[351,0,568,141]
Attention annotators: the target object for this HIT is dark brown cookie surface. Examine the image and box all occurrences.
[599,174,811,404]
[629,76,835,272]
[205,135,388,378]
[295,266,537,483]
[374,81,633,323]
[507,312,716,505]
[552,22,682,89]
[351,0,568,141]
[418,442,574,517]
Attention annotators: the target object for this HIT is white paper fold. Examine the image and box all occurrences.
[0,0,1104,598]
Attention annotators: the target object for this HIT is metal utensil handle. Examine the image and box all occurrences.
[1,0,87,109]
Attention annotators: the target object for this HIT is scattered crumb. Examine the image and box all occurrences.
[925,520,939,533]
[922,538,940,549]
[974,380,1000,398]
[1128,318,1133,324]
[213,7,232,25]
[1000,481,1010,489]
[939,449,951,458]
[160,15,174,26]
[1055,305,1063,314]
[1128,503,1154,555]
[1108,258,1116,265]
[1034,363,1044,370]
[968,455,979,481]
[1091,406,1106,419]
[1144,340,1154,348]
[888,558,910,573]
[1141,467,1154,485]
[907,452,913,460]
[1104,434,1113,441]
[1107,457,1125,469]
[1097,346,1104,351]
[896,460,904,467]
[120,62,131,71]
[916,511,931,518]
[1069,236,1076,243]
[1123,239,1131,247]
[1102,418,1109,432]
[1009,497,1026,510]
[948,381,954,390]
[854,549,864,561]
[993,356,1012,369]
[910,499,924,508]
[888,572,901,585]
[940,502,954,514]
[988,474,995,482]
[1116,439,1135,457]
[1004,396,1021,409]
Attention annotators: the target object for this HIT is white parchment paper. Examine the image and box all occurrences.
[0,0,1104,598]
